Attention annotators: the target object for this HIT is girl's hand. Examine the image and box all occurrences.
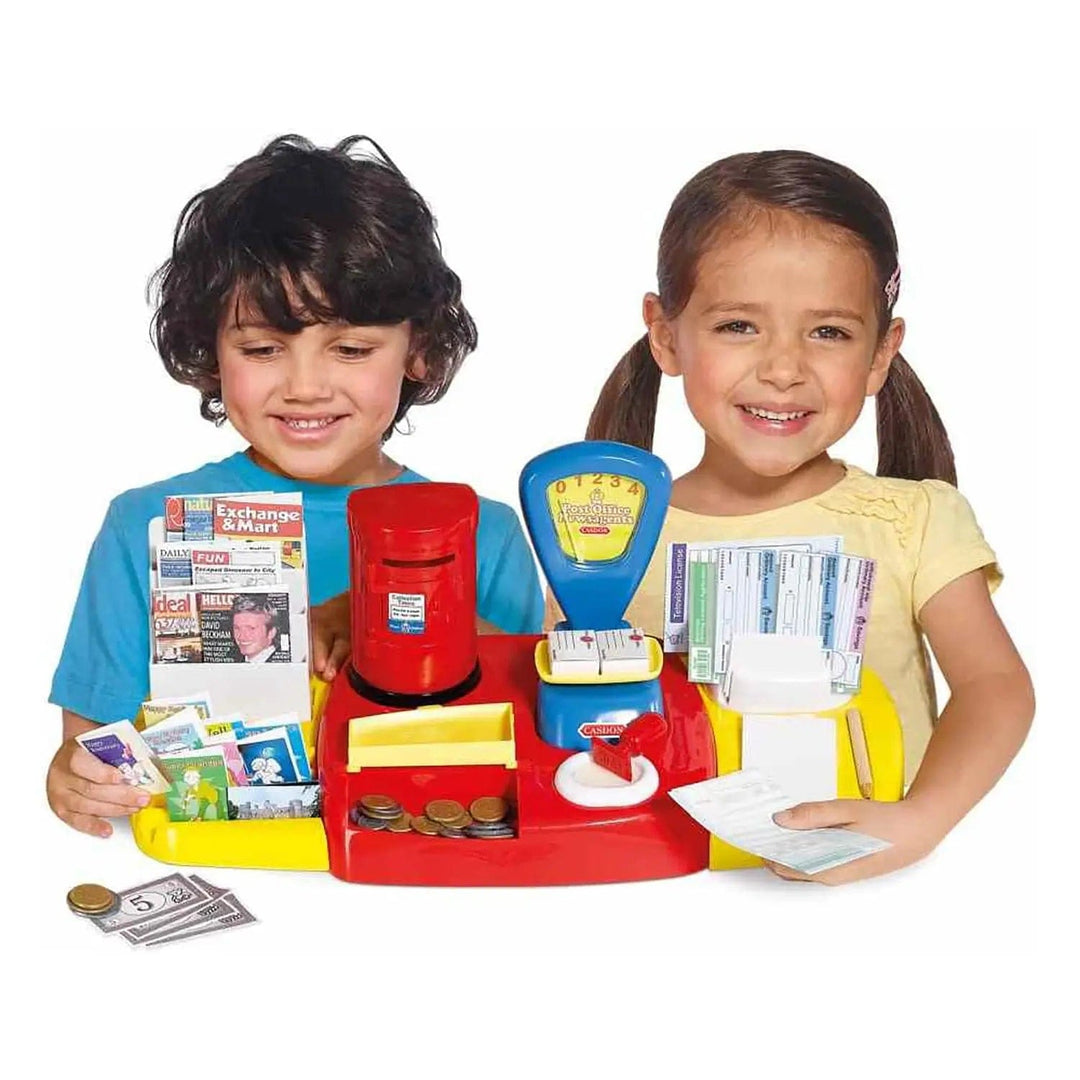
[310,592,351,682]
[46,739,151,838]
[764,798,944,885]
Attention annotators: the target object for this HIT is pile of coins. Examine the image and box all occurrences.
[66,883,120,919]
[350,794,515,840]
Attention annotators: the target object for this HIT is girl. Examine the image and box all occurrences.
[47,134,544,838]
[581,149,1034,883]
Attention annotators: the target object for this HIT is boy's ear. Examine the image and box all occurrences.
[643,293,680,376]
[867,317,904,396]
[405,352,429,383]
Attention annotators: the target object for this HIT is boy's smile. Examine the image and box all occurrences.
[216,294,425,488]
[273,412,349,442]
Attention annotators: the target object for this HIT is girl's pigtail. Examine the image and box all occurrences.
[585,334,662,449]
[875,352,957,485]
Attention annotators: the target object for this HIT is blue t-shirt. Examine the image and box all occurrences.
[50,451,544,723]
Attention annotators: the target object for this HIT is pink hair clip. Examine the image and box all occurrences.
[884,264,901,307]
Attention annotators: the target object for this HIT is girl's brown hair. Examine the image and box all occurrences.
[586,150,956,485]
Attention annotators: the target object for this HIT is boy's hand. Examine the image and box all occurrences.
[310,592,351,682]
[763,799,942,885]
[46,740,151,838]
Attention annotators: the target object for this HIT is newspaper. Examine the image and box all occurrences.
[154,541,282,589]
[213,494,304,569]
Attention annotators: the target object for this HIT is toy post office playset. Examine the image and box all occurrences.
[131,441,904,885]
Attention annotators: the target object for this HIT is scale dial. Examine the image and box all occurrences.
[544,472,646,563]
[519,441,672,632]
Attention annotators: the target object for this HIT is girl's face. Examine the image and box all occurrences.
[216,292,425,486]
[647,210,903,481]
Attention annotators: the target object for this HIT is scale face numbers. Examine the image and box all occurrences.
[545,473,645,563]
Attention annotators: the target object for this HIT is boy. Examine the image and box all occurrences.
[47,135,543,837]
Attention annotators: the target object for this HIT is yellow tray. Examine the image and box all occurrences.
[348,702,517,770]
[534,637,663,685]
[698,666,905,870]
[131,679,332,872]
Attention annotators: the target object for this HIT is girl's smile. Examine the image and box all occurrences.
[736,402,816,436]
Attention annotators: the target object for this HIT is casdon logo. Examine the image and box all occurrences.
[578,722,626,738]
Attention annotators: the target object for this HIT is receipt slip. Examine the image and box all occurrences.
[669,769,890,875]
[666,535,843,655]
[547,629,600,677]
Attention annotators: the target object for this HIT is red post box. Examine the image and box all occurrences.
[346,483,480,705]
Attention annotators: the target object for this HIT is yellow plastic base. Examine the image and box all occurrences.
[698,666,905,870]
[131,680,332,872]
[131,807,330,871]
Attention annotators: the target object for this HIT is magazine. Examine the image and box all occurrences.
[151,591,202,663]
[139,693,214,728]
[158,749,231,822]
[237,728,302,785]
[164,495,215,543]
[196,590,292,664]
[139,707,206,755]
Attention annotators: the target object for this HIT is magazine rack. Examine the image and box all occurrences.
[145,516,313,721]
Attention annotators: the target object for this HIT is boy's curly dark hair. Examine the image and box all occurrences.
[149,134,477,438]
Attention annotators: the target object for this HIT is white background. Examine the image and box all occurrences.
[9,2,1070,1073]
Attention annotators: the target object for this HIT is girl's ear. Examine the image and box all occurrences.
[643,293,681,376]
[867,317,905,396]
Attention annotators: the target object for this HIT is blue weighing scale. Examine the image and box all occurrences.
[519,441,672,750]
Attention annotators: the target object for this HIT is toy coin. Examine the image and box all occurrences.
[464,819,514,835]
[66,884,119,918]
[426,799,466,824]
[386,812,413,833]
[360,794,400,815]
[410,815,440,836]
[470,797,508,823]
[354,813,390,830]
[464,825,514,839]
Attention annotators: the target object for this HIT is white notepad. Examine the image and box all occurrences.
[741,713,837,806]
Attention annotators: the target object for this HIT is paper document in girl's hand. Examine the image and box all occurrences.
[668,769,890,875]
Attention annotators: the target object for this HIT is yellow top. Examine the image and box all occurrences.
[545,461,1002,787]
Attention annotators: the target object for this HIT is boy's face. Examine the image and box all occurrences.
[216,294,424,486]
